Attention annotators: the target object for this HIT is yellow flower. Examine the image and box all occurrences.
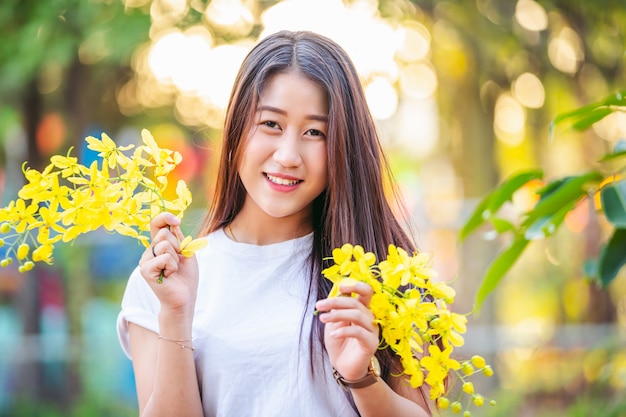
[50,152,83,178]
[179,236,208,257]
[320,242,494,406]
[138,129,182,184]
[327,277,359,298]
[32,244,54,264]
[164,180,192,216]
[11,199,38,233]
[18,164,57,203]
[86,132,133,169]
[0,129,204,271]
[421,344,460,376]
[430,281,456,304]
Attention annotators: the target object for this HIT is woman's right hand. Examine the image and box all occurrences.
[139,212,199,316]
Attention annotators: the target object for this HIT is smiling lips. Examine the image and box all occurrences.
[265,173,302,187]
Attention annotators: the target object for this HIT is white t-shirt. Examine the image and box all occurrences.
[117,228,358,417]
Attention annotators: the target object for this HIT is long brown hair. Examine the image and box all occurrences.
[201,30,427,409]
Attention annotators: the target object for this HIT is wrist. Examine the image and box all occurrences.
[333,356,381,391]
[158,307,194,338]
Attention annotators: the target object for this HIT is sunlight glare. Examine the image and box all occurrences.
[395,22,431,62]
[400,63,438,100]
[365,77,398,120]
[261,0,400,80]
[148,29,186,82]
[205,0,254,34]
[196,43,252,109]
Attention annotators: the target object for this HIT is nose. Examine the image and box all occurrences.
[273,130,303,167]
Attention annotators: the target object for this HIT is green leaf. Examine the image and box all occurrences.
[601,181,626,227]
[598,228,626,287]
[523,205,569,240]
[491,218,516,234]
[571,108,614,131]
[550,90,626,138]
[521,171,603,228]
[475,236,530,310]
[598,150,626,163]
[459,170,543,240]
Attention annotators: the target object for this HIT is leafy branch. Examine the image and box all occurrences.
[461,91,626,309]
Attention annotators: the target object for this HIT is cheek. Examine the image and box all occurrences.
[315,146,329,186]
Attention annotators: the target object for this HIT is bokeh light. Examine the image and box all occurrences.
[494,93,526,145]
[515,0,548,32]
[548,27,584,75]
[513,72,545,109]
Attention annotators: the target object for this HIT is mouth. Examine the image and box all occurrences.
[265,173,302,186]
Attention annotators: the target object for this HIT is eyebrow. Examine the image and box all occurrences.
[258,105,328,123]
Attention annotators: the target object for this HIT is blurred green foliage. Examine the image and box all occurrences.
[461,92,626,308]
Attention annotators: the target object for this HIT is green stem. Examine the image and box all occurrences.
[156,224,170,284]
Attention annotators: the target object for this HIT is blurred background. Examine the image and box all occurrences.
[0,0,625,416]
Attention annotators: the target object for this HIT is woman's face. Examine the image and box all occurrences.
[237,70,329,226]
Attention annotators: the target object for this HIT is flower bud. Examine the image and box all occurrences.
[437,397,450,409]
[0,223,10,234]
[471,355,486,368]
[473,394,484,407]
[17,243,30,260]
[461,362,474,375]
[462,381,474,395]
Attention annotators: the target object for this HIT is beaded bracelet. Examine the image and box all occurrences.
[158,335,196,351]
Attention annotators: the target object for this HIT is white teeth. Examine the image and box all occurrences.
[266,174,300,186]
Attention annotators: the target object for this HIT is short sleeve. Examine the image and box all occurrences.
[116,266,161,359]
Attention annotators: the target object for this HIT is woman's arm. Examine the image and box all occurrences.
[316,281,432,417]
[128,212,203,417]
[129,319,202,417]
[349,372,431,417]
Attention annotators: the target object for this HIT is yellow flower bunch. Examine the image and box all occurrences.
[0,129,207,276]
[323,243,495,415]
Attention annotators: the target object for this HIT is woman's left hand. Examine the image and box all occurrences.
[315,281,380,381]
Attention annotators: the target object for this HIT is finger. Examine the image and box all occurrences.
[319,309,376,331]
[149,212,181,238]
[326,324,377,342]
[316,295,370,313]
[139,254,179,282]
[152,228,182,255]
[339,281,374,307]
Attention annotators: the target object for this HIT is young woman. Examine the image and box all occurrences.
[117,30,431,417]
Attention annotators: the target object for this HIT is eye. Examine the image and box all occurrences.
[261,120,280,129]
[306,129,326,138]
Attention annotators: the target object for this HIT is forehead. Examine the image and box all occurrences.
[258,71,329,114]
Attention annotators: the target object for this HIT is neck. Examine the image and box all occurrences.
[228,203,313,245]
